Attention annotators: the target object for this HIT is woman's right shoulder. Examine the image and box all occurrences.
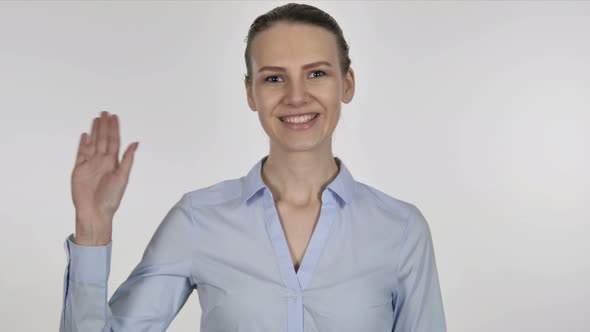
[182,176,243,208]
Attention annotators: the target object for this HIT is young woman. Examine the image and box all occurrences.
[60,3,446,332]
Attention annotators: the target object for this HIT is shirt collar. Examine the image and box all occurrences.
[241,154,355,207]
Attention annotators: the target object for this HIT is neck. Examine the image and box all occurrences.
[261,152,340,207]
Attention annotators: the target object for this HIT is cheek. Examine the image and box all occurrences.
[314,79,341,98]
[255,88,282,107]
[316,84,342,108]
[254,80,341,108]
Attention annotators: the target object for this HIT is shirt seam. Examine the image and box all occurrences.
[187,183,244,208]
[186,192,198,288]
[162,192,197,328]
[63,239,71,326]
[394,204,414,295]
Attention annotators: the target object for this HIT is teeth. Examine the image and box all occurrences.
[281,113,318,124]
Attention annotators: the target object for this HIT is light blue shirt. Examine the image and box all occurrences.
[59,155,446,332]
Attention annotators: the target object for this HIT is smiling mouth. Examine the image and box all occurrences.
[279,113,320,123]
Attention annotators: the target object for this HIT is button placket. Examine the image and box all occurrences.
[286,289,303,332]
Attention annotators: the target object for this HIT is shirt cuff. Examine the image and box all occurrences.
[64,233,112,284]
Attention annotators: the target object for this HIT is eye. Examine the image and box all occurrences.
[264,76,283,83]
[263,71,326,83]
[309,70,326,78]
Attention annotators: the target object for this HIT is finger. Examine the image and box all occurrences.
[75,132,89,166]
[117,142,139,180]
[88,117,98,156]
[97,111,109,154]
[107,114,120,158]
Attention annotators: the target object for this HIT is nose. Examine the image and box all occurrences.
[284,77,309,107]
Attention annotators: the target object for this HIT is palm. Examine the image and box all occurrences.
[72,154,124,217]
[71,112,138,222]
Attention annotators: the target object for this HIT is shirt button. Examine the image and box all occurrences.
[289,291,298,301]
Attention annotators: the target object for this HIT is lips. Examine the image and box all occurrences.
[279,112,320,130]
[279,112,319,122]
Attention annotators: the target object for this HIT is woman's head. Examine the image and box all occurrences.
[244,3,351,83]
[244,3,355,154]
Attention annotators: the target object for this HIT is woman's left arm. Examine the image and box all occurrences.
[392,204,447,332]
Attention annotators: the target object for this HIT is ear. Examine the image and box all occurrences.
[245,77,257,112]
[341,67,355,104]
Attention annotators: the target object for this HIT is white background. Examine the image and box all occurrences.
[0,1,588,331]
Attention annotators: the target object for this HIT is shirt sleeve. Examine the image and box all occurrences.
[392,204,447,332]
[59,193,197,332]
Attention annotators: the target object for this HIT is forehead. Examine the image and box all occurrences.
[250,22,339,69]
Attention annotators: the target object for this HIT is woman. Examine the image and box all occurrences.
[60,3,446,332]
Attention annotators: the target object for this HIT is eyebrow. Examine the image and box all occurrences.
[257,61,332,73]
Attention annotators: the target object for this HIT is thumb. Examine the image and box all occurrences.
[117,142,139,180]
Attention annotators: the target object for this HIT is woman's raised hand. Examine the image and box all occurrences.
[71,111,139,246]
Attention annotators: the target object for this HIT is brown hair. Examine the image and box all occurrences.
[244,2,351,83]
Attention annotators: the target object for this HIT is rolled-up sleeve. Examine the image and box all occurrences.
[59,193,197,332]
[392,204,447,332]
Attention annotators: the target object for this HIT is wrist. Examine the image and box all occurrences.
[75,218,113,246]
[73,232,112,246]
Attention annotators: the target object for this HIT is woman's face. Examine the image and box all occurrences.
[245,22,355,153]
